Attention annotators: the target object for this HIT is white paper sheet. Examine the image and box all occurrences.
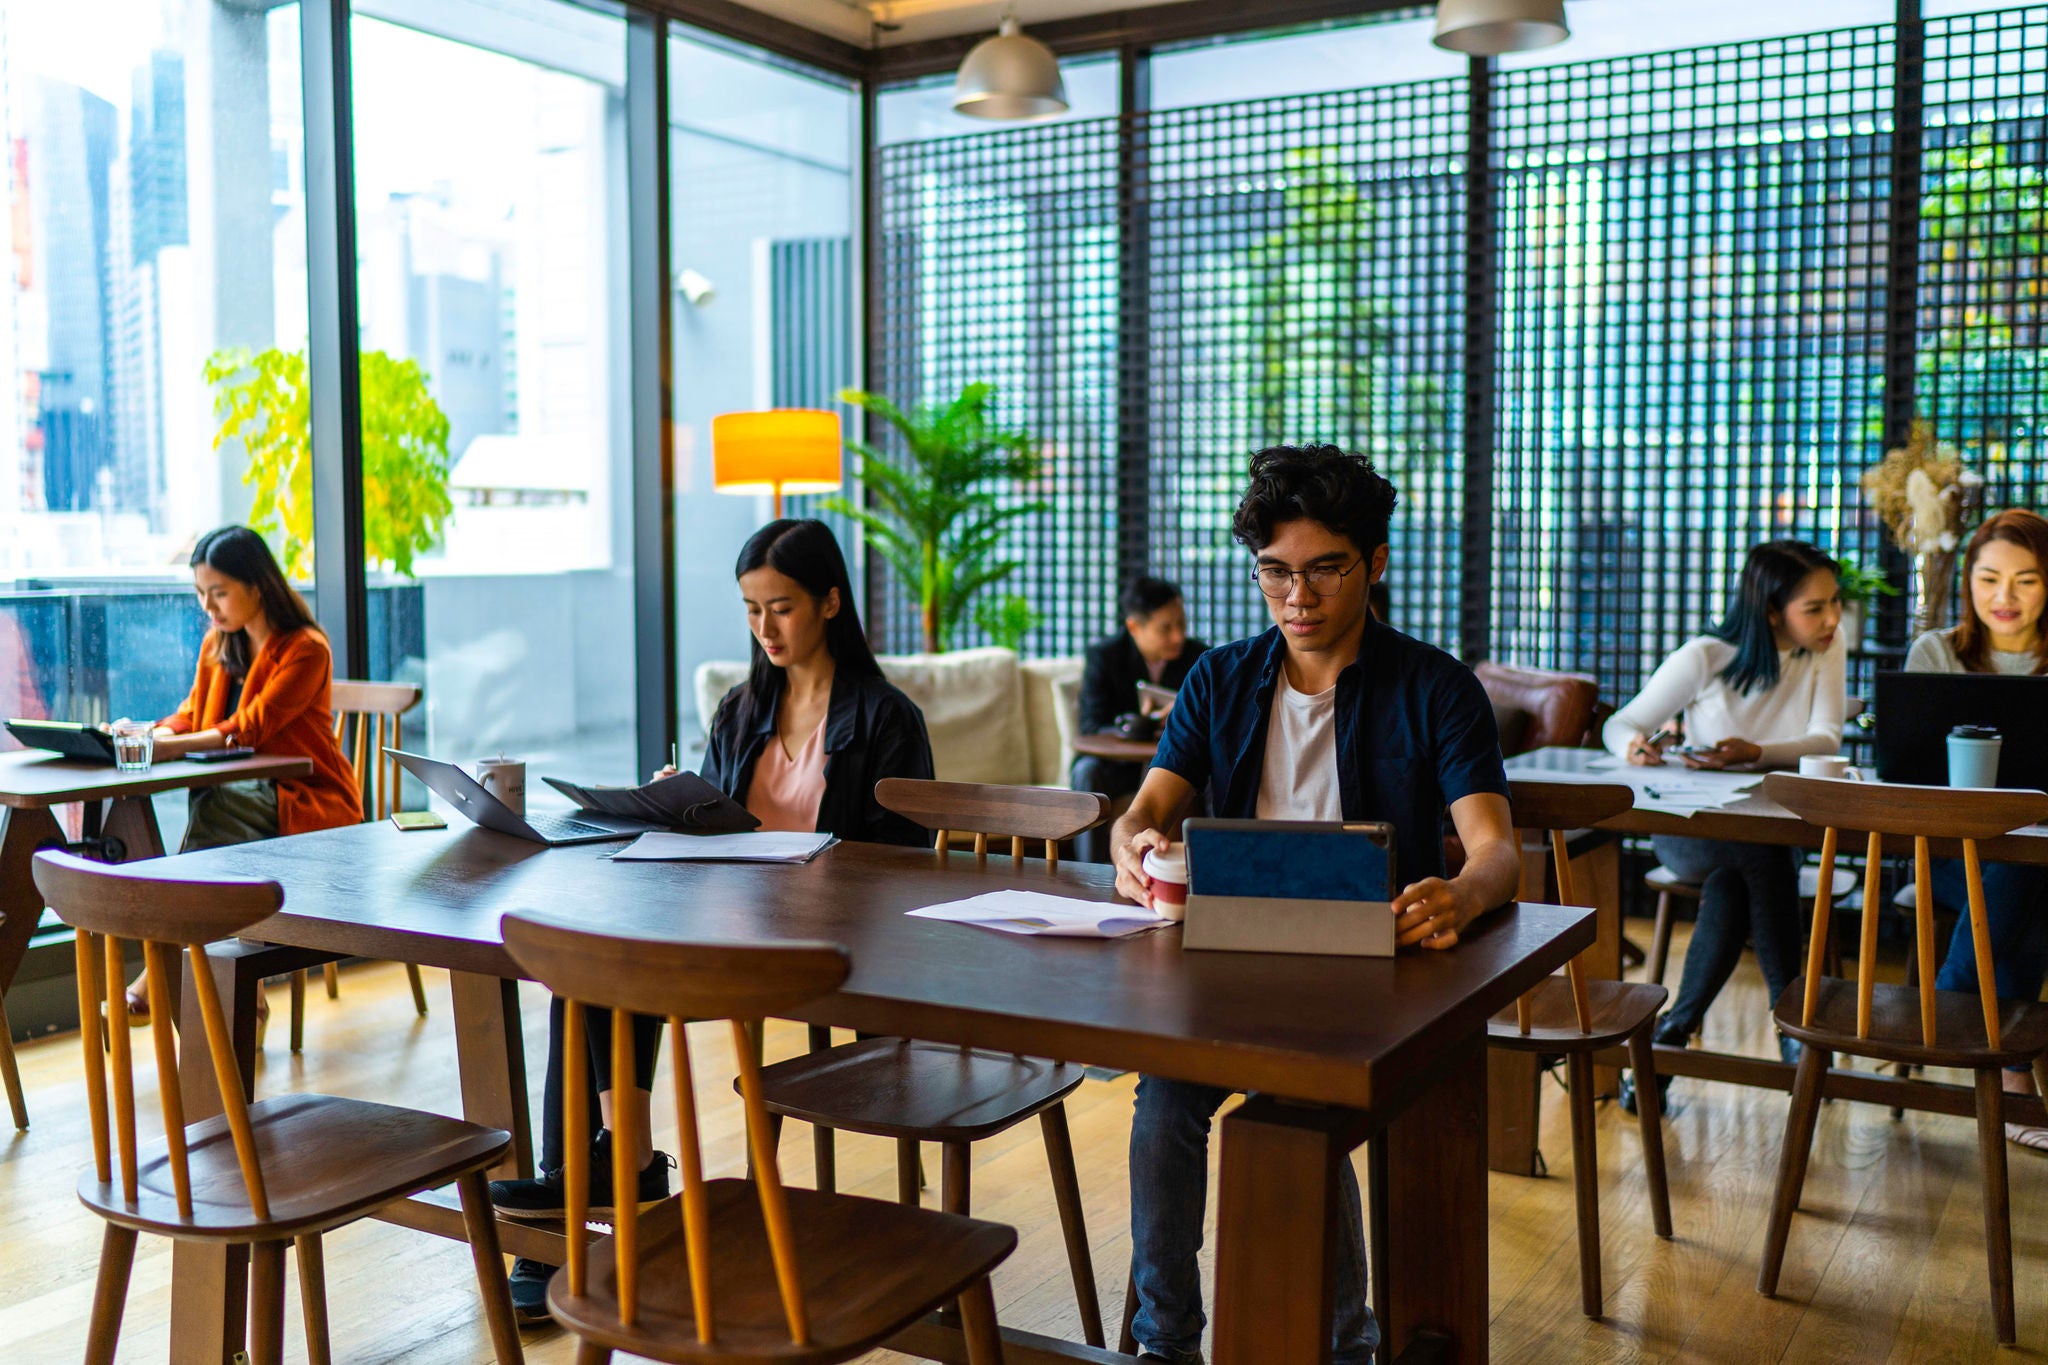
[611,831,837,863]
[907,889,1171,938]
[1557,755,1762,816]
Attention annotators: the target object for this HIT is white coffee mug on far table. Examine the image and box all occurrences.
[1798,754,1854,780]
[475,758,526,817]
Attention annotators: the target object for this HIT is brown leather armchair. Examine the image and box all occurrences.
[1476,661,1602,757]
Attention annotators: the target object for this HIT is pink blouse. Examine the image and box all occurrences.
[745,719,828,833]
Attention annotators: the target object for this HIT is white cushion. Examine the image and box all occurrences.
[1021,656,1085,786]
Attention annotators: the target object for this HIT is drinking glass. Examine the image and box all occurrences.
[110,720,154,773]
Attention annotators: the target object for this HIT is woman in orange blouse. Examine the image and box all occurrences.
[118,527,362,1020]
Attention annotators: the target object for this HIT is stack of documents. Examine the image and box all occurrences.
[907,890,1171,938]
[612,831,836,863]
[1583,755,1762,817]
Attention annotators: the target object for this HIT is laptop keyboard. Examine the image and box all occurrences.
[527,813,628,842]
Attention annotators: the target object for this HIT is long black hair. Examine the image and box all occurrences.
[731,519,882,736]
[191,526,321,678]
[1709,539,1840,695]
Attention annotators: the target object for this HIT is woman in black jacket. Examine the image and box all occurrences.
[491,519,933,1322]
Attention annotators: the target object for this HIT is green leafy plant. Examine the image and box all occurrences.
[972,593,1043,652]
[1834,556,1901,605]
[204,347,455,579]
[823,383,1045,654]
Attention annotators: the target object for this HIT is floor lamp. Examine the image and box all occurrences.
[711,409,843,520]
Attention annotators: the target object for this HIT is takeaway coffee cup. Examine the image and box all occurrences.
[1799,754,1854,780]
[1947,726,2003,790]
[1141,846,1189,923]
[475,757,526,817]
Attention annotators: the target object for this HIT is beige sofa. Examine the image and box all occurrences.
[694,646,1084,788]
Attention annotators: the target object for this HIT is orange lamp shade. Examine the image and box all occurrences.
[710,410,843,512]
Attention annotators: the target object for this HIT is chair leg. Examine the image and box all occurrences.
[897,1137,921,1206]
[1757,1044,1830,1296]
[322,960,341,999]
[958,1276,1004,1365]
[84,1224,138,1365]
[1039,1103,1105,1346]
[1975,1068,2018,1345]
[405,962,428,1016]
[1565,1051,1603,1317]
[806,1024,836,1193]
[573,1345,613,1365]
[1118,1266,1139,1355]
[1626,1026,1674,1239]
[1648,892,1674,987]
[0,994,25,1130]
[458,1169,527,1362]
[249,1240,288,1365]
[941,1140,972,1215]
[295,1234,332,1365]
[289,970,306,1054]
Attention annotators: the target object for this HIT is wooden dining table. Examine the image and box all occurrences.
[1504,746,2048,1126]
[153,820,1591,1365]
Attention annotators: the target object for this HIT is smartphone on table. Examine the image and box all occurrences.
[390,810,447,832]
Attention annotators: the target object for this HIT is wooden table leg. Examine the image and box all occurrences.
[1381,1038,1489,1363]
[0,804,65,993]
[1487,1049,1540,1177]
[100,794,168,861]
[451,971,534,1180]
[1213,1096,1370,1365]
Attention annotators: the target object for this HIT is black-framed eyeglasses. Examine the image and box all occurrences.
[1252,558,1364,599]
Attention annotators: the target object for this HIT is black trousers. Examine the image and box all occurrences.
[1071,754,1146,864]
[539,994,663,1173]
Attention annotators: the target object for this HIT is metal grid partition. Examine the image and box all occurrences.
[1921,6,2048,517]
[1140,79,1469,651]
[1490,24,1896,705]
[871,117,1121,657]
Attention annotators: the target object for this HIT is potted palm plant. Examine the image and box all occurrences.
[823,383,1046,654]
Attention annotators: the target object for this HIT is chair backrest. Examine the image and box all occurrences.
[1476,662,1601,757]
[330,678,423,822]
[32,851,285,1222]
[1504,780,1636,1036]
[874,776,1109,869]
[500,912,850,1345]
[1763,773,2048,1051]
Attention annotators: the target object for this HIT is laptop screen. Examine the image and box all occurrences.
[1185,823,1393,902]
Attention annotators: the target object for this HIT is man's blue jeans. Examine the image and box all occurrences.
[1931,858,2048,1067]
[1128,1075,1378,1365]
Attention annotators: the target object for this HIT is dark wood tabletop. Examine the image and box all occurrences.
[0,749,313,807]
[1069,732,1160,763]
[1506,746,2048,864]
[160,821,1590,1112]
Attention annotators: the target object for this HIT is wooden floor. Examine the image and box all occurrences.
[2,918,2045,1362]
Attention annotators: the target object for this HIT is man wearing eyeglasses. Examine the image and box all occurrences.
[1108,442,1522,1365]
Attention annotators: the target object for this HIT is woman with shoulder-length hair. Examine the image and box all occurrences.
[1603,539,1846,1109]
[1908,508,2048,1148]
[489,518,935,1324]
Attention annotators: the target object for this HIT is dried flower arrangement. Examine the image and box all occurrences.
[1859,421,1983,554]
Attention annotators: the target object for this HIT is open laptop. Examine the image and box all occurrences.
[389,749,659,846]
[1180,819,1398,957]
[1873,672,2048,787]
[6,719,117,763]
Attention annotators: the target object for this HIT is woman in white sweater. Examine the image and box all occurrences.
[1905,509,2048,1149]
[1604,541,1846,1109]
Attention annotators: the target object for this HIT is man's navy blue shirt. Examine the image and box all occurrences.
[1150,616,1510,887]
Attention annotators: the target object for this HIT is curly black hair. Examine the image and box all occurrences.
[1230,443,1398,557]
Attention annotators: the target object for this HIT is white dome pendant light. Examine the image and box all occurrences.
[952,8,1069,121]
[1432,0,1571,56]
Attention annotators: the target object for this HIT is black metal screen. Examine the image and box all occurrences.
[1489,25,1895,703]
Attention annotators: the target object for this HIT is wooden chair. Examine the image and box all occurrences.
[499,912,1015,1364]
[1644,860,1857,990]
[31,850,521,1365]
[1754,775,2048,1344]
[0,987,24,1130]
[751,777,1110,1346]
[1490,780,1674,1317]
[288,679,427,1049]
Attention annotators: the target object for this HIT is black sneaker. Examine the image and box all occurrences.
[508,1258,553,1328]
[1620,1017,1687,1116]
[489,1130,674,1222]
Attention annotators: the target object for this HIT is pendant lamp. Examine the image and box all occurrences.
[952,14,1068,121]
[1432,0,1570,56]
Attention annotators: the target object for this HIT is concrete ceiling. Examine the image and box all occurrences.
[727,0,1192,48]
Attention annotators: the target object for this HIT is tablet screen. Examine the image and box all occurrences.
[1184,824,1393,902]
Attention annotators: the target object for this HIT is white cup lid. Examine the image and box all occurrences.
[1141,847,1186,881]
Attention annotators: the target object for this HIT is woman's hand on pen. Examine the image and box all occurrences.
[1626,732,1668,766]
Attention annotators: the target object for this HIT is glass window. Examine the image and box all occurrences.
[1152,14,1463,110]
[351,0,635,792]
[0,0,307,849]
[670,30,855,735]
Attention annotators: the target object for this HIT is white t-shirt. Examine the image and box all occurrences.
[1601,634,1846,768]
[1255,670,1342,820]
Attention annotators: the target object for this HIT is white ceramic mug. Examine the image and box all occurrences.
[1799,754,1853,780]
[475,758,526,817]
